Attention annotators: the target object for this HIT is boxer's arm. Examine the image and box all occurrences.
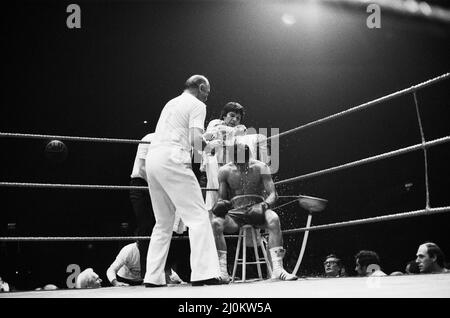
[106,255,128,286]
[217,167,230,201]
[210,168,232,218]
[260,164,278,208]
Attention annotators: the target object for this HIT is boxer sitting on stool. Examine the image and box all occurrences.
[211,142,297,282]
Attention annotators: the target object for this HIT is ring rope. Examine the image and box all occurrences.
[2,206,448,242]
[271,198,301,211]
[267,72,449,141]
[0,133,150,145]
[0,182,218,192]
[0,234,240,242]
[282,206,450,235]
[413,91,430,209]
[1,74,448,147]
[1,136,448,191]
[274,135,449,185]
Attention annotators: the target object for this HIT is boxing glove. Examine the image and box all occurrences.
[245,202,268,226]
[212,200,232,218]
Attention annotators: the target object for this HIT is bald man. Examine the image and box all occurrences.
[416,242,449,274]
[144,75,222,287]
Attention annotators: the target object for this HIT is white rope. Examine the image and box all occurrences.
[0,182,217,191]
[1,74,448,147]
[2,206,448,242]
[0,234,240,242]
[271,198,300,211]
[267,73,449,141]
[283,206,450,234]
[0,132,150,144]
[275,136,449,185]
[2,136,447,191]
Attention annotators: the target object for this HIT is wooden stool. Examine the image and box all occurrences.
[231,225,272,282]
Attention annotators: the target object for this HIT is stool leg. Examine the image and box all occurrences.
[260,236,272,278]
[251,228,263,280]
[232,228,243,283]
[242,227,247,282]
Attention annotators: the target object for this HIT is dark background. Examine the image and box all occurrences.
[1,0,449,290]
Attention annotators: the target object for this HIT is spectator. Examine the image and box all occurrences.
[106,241,184,287]
[354,250,386,277]
[75,268,102,289]
[416,242,449,274]
[323,254,346,277]
[0,276,10,292]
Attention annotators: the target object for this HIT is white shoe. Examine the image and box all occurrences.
[220,273,231,283]
[167,269,185,284]
[272,269,298,281]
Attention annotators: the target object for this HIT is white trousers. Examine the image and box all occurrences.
[204,155,220,212]
[144,145,220,284]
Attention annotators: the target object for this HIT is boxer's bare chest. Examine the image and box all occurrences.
[227,166,263,196]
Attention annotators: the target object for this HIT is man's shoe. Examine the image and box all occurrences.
[219,274,231,284]
[167,269,185,285]
[191,278,226,286]
[144,283,167,288]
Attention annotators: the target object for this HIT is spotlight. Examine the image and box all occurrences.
[281,13,296,26]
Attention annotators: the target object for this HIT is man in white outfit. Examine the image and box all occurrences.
[144,75,222,287]
[130,133,188,281]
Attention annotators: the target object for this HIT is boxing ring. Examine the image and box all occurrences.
[1,73,449,298]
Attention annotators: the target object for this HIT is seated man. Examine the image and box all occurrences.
[416,242,449,274]
[211,142,297,282]
[323,254,346,278]
[106,241,184,287]
[354,250,387,277]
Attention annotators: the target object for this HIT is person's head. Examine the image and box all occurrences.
[416,242,445,273]
[232,141,251,165]
[354,250,381,276]
[323,254,344,277]
[75,268,102,289]
[220,102,245,127]
[405,260,420,274]
[184,75,210,102]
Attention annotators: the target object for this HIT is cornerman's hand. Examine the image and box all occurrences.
[234,125,247,136]
[205,139,223,155]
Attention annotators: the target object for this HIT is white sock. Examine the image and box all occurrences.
[269,247,285,272]
[218,250,229,276]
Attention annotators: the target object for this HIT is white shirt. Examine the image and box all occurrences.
[130,133,154,179]
[106,243,142,283]
[150,91,206,156]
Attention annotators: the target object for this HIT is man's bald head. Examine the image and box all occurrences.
[185,75,209,89]
[184,74,210,102]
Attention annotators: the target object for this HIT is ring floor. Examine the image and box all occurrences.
[1,273,449,298]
